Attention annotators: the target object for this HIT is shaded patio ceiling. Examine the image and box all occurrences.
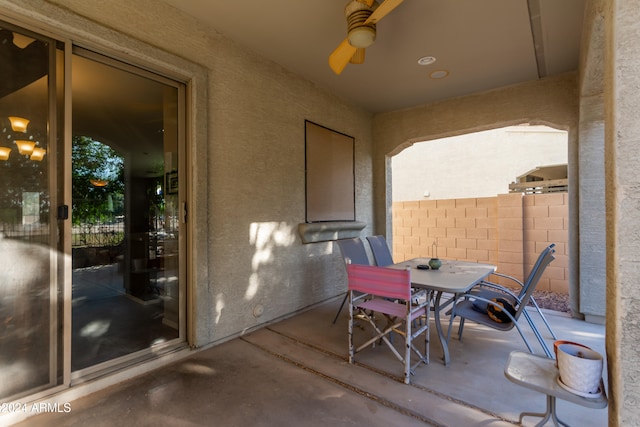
[162,0,587,113]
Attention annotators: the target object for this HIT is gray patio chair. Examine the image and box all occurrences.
[449,245,556,357]
[332,237,371,324]
[366,235,395,266]
[466,243,558,342]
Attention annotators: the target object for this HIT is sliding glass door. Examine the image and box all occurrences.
[0,23,60,400]
[71,50,184,373]
[0,18,186,400]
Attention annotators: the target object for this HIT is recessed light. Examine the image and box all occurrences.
[417,56,436,66]
[429,69,449,79]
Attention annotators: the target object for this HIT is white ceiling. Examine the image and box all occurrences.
[161,0,587,113]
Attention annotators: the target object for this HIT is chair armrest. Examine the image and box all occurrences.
[486,272,524,288]
[473,281,521,302]
[351,292,370,304]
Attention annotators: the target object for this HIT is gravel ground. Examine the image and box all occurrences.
[532,290,570,313]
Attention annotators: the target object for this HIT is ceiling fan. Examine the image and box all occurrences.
[329,0,404,75]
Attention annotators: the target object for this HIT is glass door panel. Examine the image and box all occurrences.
[71,51,182,372]
[0,24,58,399]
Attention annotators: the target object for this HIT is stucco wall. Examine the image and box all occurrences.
[3,0,375,347]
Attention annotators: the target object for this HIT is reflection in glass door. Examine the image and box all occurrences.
[0,24,59,400]
[71,51,183,372]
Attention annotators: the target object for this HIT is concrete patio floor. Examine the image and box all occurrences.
[15,296,607,427]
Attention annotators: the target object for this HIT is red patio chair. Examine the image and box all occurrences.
[347,263,430,384]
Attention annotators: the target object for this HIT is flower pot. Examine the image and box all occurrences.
[557,343,603,395]
[553,340,590,363]
[428,258,441,270]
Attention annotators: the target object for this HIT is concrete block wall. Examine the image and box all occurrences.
[392,192,569,294]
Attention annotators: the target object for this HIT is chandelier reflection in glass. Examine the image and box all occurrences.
[1,115,46,161]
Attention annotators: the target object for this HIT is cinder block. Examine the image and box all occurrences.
[549,205,568,217]
[476,197,497,209]
[455,198,477,208]
[551,253,569,268]
[499,250,524,264]
[498,218,524,231]
[548,229,568,243]
[467,248,489,262]
[466,207,489,218]
[534,217,564,230]
[499,239,524,252]
[419,200,438,209]
[436,217,456,228]
[428,228,447,238]
[430,207,447,218]
[396,227,411,236]
[549,279,569,294]
[406,235,421,246]
[526,205,550,218]
[467,228,488,240]
[411,207,429,219]
[447,227,466,238]
[397,209,412,219]
[411,227,428,239]
[405,217,420,228]
[498,193,524,207]
[477,217,498,229]
[435,237,455,249]
[436,199,456,209]
[403,201,420,209]
[419,217,437,228]
[457,238,477,249]
[534,193,565,206]
[543,265,565,280]
[535,277,551,292]
[499,228,524,242]
[524,229,548,242]
[499,206,524,218]
[446,247,467,259]
[477,239,497,250]
[447,207,467,218]
[455,218,476,230]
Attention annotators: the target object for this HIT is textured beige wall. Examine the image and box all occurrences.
[3,0,375,346]
[605,0,640,424]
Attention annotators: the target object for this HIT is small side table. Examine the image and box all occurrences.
[504,351,607,427]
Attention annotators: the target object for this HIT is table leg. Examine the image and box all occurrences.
[433,291,450,366]
[519,395,569,427]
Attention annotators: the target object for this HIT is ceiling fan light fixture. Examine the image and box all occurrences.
[348,25,376,48]
[429,69,450,79]
[417,56,436,66]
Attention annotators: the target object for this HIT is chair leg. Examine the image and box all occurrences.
[333,292,349,324]
[348,293,355,364]
[523,310,553,357]
[530,296,558,340]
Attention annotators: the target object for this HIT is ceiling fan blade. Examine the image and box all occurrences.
[365,0,404,25]
[350,48,365,64]
[329,38,358,75]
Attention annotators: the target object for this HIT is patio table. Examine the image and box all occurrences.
[389,258,496,365]
[504,351,607,426]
